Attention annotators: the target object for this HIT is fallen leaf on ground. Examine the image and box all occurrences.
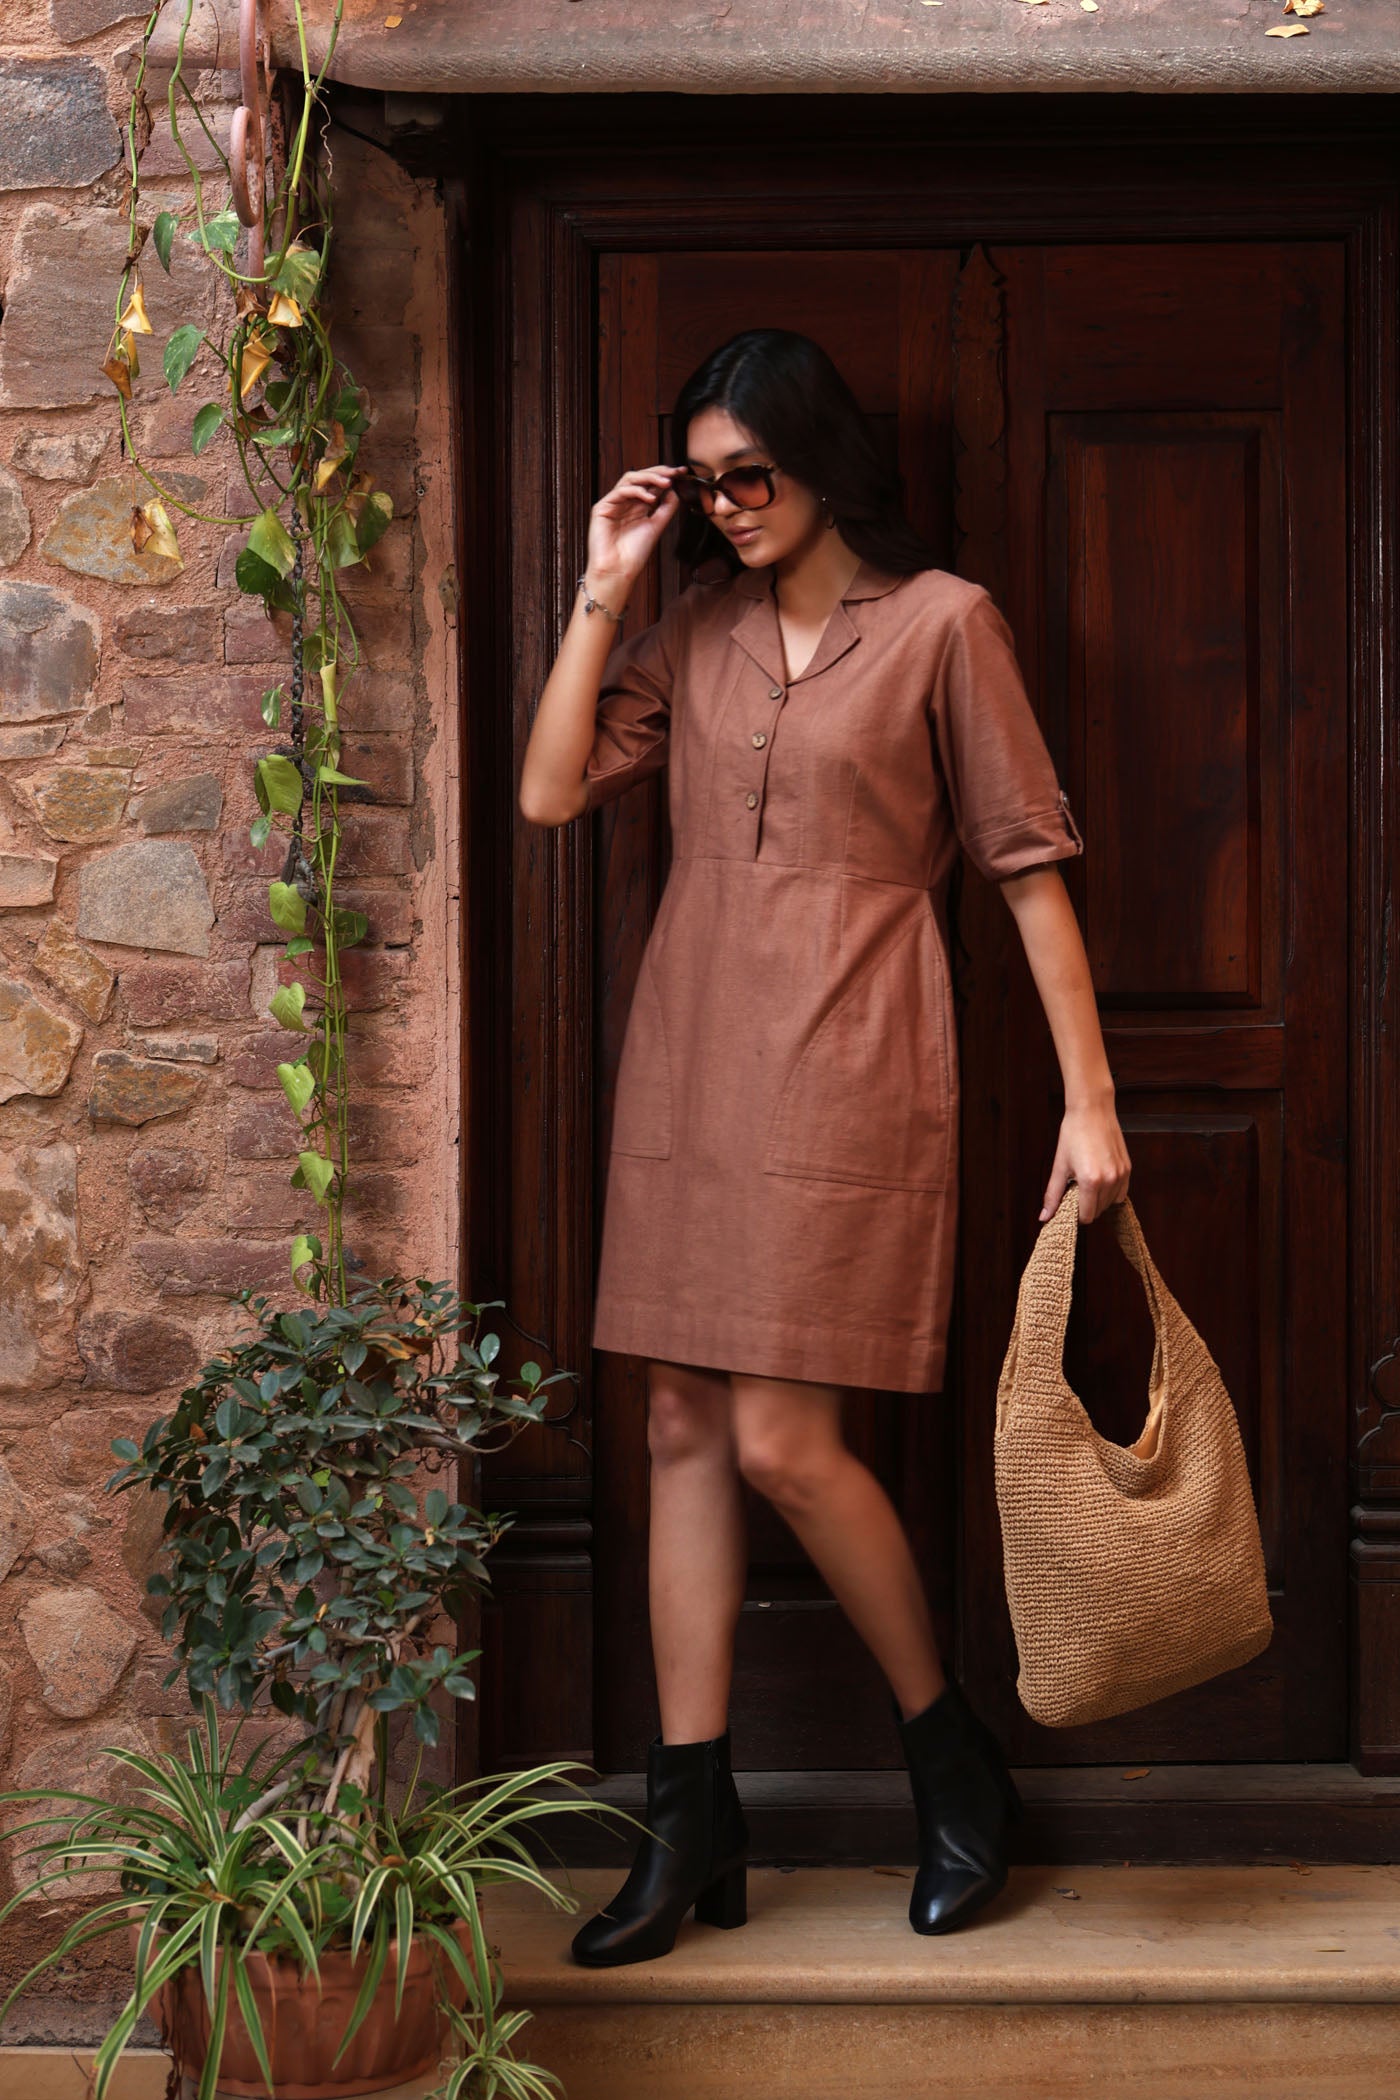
[1290,1861,1313,1875]
[1266,20,1310,33]
[1285,0,1325,12]
[1121,1767,1152,1780]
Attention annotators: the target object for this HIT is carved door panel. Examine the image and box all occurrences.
[955,241,1348,1760]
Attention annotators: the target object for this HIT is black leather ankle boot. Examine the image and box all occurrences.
[892,1679,1022,1935]
[570,1728,749,1967]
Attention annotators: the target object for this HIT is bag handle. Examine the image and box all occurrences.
[1004,1181,1176,1406]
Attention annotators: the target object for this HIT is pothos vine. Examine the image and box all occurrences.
[107,0,389,1305]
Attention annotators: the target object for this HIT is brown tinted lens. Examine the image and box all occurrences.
[674,473,713,513]
[720,467,775,509]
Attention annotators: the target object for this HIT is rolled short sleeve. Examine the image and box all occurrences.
[581,596,682,814]
[932,587,1085,881]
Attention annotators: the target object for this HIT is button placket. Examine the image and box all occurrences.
[743,683,786,845]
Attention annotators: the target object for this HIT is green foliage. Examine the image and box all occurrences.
[105,0,401,1307]
[0,1702,612,2100]
[106,1281,575,1750]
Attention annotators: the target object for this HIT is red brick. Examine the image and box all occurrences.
[122,674,275,737]
[121,959,251,1025]
[277,947,410,1013]
[217,877,414,945]
[134,1237,289,1299]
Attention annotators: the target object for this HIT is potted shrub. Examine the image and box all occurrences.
[0,1280,621,2098]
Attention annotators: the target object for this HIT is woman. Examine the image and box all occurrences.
[519,329,1132,1963]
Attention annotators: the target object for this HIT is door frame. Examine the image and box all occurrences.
[402,90,1400,1855]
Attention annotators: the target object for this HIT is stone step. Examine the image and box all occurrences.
[491,1862,1400,2100]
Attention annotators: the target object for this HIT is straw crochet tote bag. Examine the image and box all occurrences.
[994,1181,1273,1728]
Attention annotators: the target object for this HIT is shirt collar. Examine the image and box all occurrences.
[730,557,908,602]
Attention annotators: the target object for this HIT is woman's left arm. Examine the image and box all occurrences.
[998,865,1132,1224]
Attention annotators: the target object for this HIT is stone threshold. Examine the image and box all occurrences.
[14,1865,1400,2098]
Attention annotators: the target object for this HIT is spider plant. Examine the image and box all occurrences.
[0,1698,616,2100]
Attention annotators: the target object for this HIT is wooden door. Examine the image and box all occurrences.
[469,113,1374,1802]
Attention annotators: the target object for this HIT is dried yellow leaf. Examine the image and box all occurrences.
[1285,0,1324,12]
[1121,1767,1152,1780]
[131,498,182,567]
[236,327,276,402]
[385,10,402,21]
[267,292,304,328]
[314,420,350,492]
[118,282,153,335]
[102,347,133,402]
[1081,2,1098,10]
[1265,19,1309,31]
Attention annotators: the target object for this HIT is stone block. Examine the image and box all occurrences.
[228,1096,300,1160]
[20,1586,139,1720]
[0,59,120,191]
[0,581,100,722]
[52,0,156,45]
[118,1484,171,1624]
[223,595,291,663]
[0,853,59,908]
[77,1312,198,1394]
[134,1235,288,1300]
[126,1030,219,1063]
[88,1047,203,1124]
[133,771,223,834]
[77,838,214,955]
[0,976,83,1101]
[123,671,277,736]
[128,1143,208,1225]
[20,764,130,842]
[0,1460,36,1583]
[6,1718,151,1894]
[0,466,31,568]
[0,723,67,759]
[0,1141,80,1393]
[121,955,250,1024]
[43,474,189,589]
[114,602,221,665]
[0,204,211,412]
[11,427,108,484]
[39,1535,91,1577]
[33,917,115,1022]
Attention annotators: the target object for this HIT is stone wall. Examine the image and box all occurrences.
[0,1,458,2037]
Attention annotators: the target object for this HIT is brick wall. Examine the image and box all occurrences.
[0,3,459,2037]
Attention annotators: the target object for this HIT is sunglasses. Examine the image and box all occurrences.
[673,462,781,516]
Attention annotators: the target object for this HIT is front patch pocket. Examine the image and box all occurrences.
[608,945,673,1159]
[763,904,953,1193]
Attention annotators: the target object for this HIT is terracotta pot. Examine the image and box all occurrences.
[131,1919,476,2099]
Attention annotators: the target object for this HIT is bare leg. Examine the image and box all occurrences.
[645,1357,748,1743]
[730,1372,946,1720]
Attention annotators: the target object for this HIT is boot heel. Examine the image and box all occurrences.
[693,1860,747,1929]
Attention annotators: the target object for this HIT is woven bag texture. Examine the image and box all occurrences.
[994,1182,1274,1728]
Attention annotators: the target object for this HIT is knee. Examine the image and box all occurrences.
[646,1381,730,1470]
[735,1428,838,1513]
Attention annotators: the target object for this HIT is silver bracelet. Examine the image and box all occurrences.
[577,573,628,624]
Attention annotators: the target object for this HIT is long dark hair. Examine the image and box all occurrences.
[668,328,938,579]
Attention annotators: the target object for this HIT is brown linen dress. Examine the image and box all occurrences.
[580,558,1084,1393]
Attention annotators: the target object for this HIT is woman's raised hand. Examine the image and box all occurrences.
[586,464,683,591]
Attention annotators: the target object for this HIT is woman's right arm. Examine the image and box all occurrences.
[518,462,684,828]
